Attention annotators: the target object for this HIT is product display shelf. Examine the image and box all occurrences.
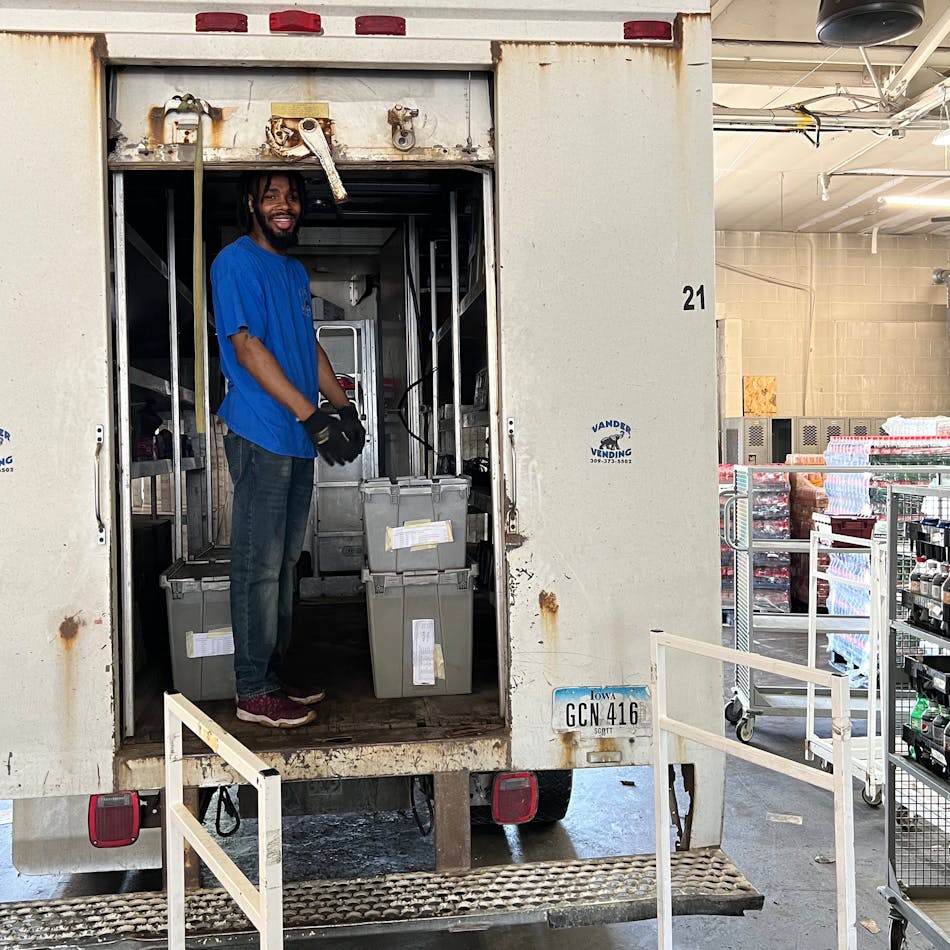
[882,486,950,950]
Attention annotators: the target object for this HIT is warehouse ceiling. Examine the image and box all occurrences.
[711,0,950,235]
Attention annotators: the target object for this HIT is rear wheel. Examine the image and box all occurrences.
[532,770,573,824]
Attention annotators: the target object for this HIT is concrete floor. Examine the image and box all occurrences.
[0,632,937,950]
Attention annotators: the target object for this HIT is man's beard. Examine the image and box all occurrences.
[254,206,300,251]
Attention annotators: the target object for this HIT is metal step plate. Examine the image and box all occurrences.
[0,847,762,948]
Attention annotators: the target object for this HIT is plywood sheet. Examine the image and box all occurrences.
[743,375,777,416]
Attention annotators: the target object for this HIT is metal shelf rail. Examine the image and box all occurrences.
[804,530,886,807]
[881,485,950,950]
[722,464,950,741]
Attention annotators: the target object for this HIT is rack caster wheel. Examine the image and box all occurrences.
[862,786,883,808]
[819,758,833,773]
[724,697,743,725]
[735,718,755,743]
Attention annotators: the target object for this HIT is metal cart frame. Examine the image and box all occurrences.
[722,464,950,743]
[804,529,886,808]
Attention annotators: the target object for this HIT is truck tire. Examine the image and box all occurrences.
[532,770,573,824]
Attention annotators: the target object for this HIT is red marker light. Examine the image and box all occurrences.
[196,12,248,32]
[355,15,406,36]
[623,20,674,41]
[270,10,323,33]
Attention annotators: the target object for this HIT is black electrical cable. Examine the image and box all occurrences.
[410,776,434,837]
[215,786,241,837]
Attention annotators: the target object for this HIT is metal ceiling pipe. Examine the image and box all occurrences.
[711,39,946,67]
[816,0,925,48]
[712,106,944,131]
[883,5,950,98]
[829,167,950,176]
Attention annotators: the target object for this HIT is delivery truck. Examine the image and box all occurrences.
[0,0,760,943]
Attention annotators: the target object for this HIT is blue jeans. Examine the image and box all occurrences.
[225,432,314,700]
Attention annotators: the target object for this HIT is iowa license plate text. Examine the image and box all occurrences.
[552,686,650,739]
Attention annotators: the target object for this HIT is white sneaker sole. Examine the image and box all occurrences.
[285,691,326,705]
[235,707,316,728]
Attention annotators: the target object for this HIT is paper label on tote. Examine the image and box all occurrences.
[412,619,436,685]
[386,520,453,552]
[186,627,234,659]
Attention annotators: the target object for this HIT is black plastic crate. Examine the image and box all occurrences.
[904,654,950,702]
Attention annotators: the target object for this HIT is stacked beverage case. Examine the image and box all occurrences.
[360,477,475,698]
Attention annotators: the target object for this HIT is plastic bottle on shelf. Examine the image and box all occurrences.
[942,571,950,637]
[923,559,938,601]
[922,699,940,737]
[910,557,926,595]
[911,692,929,731]
[933,562,949,602]
[933,705,950,752]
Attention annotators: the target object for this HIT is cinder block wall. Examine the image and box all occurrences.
[716,231,950,419]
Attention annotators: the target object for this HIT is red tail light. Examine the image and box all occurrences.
[355,15,406,36]
[88,792,141,848]
[624,20,674,41]
[195,12,248,33]
[270,10,323,33]
[491,772,538,824]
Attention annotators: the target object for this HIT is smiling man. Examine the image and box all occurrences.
[210,170,366,728]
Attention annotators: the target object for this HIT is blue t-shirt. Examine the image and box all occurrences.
[211,236,319,458]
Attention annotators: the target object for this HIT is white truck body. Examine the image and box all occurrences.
[0,1,735,929]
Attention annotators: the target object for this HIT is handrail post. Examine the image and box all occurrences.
[830,671,857,950]
[651,630,673,950]
[164,696,186,950]
[259,768,283,948]
[163,692,284,950]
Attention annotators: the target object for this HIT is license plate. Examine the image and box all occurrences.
[552,686,650,739]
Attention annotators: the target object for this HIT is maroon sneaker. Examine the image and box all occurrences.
[236,692,316,728]
[279,681,326,705]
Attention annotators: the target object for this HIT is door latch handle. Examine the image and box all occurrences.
[94,425,106,545]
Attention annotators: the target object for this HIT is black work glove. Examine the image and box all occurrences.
[338,404,367,461]
[301,410,350,466]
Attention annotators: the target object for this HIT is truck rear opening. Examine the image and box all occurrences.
[112,163,507,777]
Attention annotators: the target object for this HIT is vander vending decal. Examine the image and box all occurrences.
[0,427,12,474]
[590,419,632,464]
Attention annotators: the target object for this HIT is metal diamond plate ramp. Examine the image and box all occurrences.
[0,847,762,948]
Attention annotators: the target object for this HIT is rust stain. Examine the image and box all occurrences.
[59,614,83,647]
[595,737,620,756]
[539,589,558,645]
[147,104,226,150]
[557,731,576,770]
[147,106,164,149]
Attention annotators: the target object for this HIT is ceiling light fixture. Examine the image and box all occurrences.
[816,0,925,47]
[879,195,950,208]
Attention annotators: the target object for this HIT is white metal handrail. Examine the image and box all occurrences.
[650,631,856,950]
[164,692,283,950]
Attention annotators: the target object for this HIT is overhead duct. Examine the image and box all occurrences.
[816,0,924,47]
